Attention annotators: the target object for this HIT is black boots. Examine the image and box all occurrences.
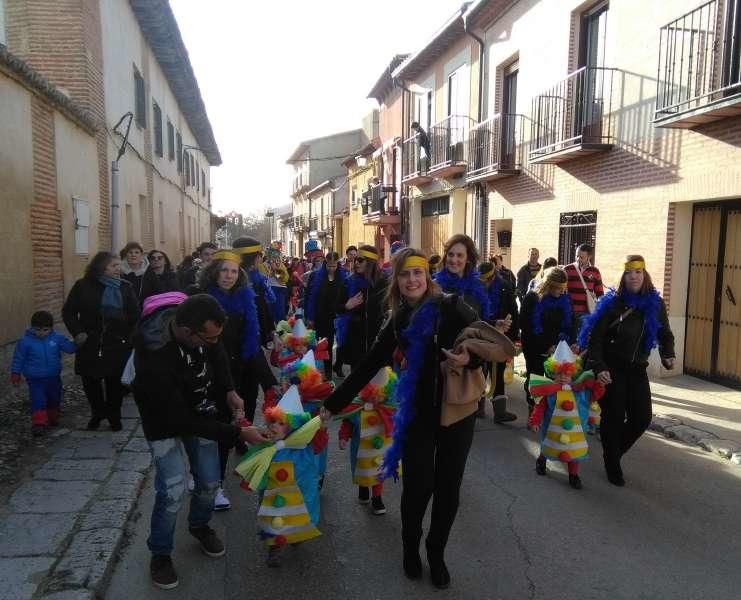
[403,535,422,580]
[492,395,517,423]
[535,455,547,475]
[426,542,450,589]
[569,474,583,489]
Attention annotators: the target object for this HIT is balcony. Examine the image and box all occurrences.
[466,113,524,183]
[529,66,616,164]
[655,0,741,128]
[401,135,432,186]
[308,216,319,233]
[291,215,308,232]
[291,172,309,197]
[428,115,474,178]
[361,185,400,226]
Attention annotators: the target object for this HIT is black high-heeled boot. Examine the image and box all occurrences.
[402,542,422,579]
[426,542,450,589]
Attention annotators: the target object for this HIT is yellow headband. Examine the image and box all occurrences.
[624,260,645,271]
[401,256,429,271]
[213,250,242,263]
[358,249,379,261]
[234,244,262,255]
[479,269,495,282]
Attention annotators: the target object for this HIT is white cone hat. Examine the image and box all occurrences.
[552,340,576,363]
[368,367,390,388]
[301,349,316,367]
[292,318,308,338]
[276,385,304,415]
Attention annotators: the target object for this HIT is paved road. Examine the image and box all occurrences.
[107,390,741,600]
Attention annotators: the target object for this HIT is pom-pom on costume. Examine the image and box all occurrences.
[272,318,325,367]
[337,367,398,500]
[234,386,324,554]
[527,341,604,488]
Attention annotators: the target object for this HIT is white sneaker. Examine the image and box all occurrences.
[187,476,194,493]
[214,487,231,511]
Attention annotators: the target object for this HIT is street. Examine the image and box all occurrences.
[107,388,741,600]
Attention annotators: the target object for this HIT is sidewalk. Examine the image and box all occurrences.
[0,396,151,600]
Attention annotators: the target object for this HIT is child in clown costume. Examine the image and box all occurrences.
[271,318,330,370]
[234,385,327,567]
[337,366,398,515]
[527,341,604,490]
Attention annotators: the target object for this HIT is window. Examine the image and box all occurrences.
[184,152,190,185]
[351,187,357,209]
[0,0,6,46]
[201,170,206,196]
[134,67,146,128]
[167,120,174,161]
[159,201,165,243]
[421,196,450,217]
[196,160,200,191]
[176,132,183,172]
[189,154,195,186]
[72,197,90,255]
[558,211,597,265]
[152,101,163,157]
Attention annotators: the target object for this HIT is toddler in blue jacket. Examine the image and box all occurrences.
[11,311,76,435]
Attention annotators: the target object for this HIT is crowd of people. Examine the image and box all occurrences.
[8,232,676,591]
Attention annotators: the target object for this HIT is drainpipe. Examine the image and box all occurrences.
[463,11,485,123]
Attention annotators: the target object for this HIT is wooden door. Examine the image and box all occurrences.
[717,209,741,381]
[686,206,721,377]
[421,213,449,258]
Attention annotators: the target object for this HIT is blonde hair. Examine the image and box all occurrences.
[535,266,567,299]
[385,248,440,315]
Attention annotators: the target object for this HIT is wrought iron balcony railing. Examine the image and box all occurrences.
[655,0,741,126]
[466,113,524,181]
[428,115,474,173]
[529,66,616,163]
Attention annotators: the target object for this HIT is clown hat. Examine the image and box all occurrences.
[368,367,390,388]
[292,319,308,339]
[552,340,576,364]
[276,385,304,415]
[301,349,316,367]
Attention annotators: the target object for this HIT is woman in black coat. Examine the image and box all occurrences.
[119,242,149,304]
[141,249,180,301]
[62,251,139,430]
[519,267,573,415]
[324,249,480,590]
[334,244,387,373]
[580,255,675,486]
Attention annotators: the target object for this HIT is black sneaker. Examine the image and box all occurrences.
[189,526,225,557]
[358,486,370,505]
[535,456,547,476]
[150,555,179,589]
[371,496,386,515]
[32,425,46,437]
[569,474,583,490]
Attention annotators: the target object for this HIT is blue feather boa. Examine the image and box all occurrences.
[334,273,370,348]
[249,269,276,305]
[207,285,260,359]
[532,293,573,342]
[487,276,502,318]
[380,299,440,481]
[305,265,348,323]
[578,287,663,352]
[434,268,491,319]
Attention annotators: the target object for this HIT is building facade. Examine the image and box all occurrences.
[0,0,220,344]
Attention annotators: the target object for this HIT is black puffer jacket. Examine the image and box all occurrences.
[335,275,388,365]
[62,278,139,377]
[325,294,477,426]
[519,291,571,360]
[586,295,675,373]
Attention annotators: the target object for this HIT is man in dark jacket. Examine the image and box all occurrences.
[516,247,541,302]
[133,294,267,589]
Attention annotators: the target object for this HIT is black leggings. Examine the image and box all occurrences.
[400,413,476,554]
[81,376,124,422]
[523,353,546,409]
[599,365,652,468]
[239,352,278,422]
[493,362,506,397]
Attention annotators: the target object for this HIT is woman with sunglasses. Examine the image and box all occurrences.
[142,250,179,300]
[334,244,387,375]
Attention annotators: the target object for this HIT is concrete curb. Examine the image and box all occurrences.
[650,413,741,465]
[0,397,152,600]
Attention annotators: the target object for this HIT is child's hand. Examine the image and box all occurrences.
[10,373,21,386]
[319,406,333,425]
[338,438,348,450]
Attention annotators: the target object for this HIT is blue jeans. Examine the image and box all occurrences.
[147,436,221,556]
[27,376,62,425]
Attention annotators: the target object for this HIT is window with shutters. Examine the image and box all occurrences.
[201,170,206,196]
[153,101,163,157]
[134,67,146,128]
[167,120,174,161]
[196,160,200,191]
[176,132,183,172]
[73,197,90,255]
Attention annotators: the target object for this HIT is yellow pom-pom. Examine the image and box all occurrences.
[272,516,285,529]
[590,402,600,411]
[559,433,570,445]
[373,456,382,466]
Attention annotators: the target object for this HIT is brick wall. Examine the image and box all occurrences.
[30,96,64,320]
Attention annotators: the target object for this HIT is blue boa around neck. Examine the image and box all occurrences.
[305,265,348,323]
[578,287,663,353]
[249,269,276,305]
[380,299,440,481]
[434,268,491,320]
[207,285,260,359]
[532,293,573,342]
[334,273,370,348]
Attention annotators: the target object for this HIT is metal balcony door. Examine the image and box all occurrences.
[577,1,608,141]
[686,202,741,388]
[501,63,518,167]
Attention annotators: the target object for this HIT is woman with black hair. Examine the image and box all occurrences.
[334,244,387,374]
[433,234,490,320]
[120,242,149,304]
[579,255,675,486]
[304,251,348,379]
[142,249,179,300]
[62,251,139,430]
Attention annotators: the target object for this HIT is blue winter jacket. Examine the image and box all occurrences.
[11,329,76,379]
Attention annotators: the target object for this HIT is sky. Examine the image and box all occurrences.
[169,0,462,217]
